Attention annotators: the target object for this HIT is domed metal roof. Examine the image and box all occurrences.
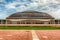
[6,10,54,19]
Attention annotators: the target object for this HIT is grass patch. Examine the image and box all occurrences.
[0,26,60,30]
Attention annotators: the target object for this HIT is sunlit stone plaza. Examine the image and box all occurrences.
[0,30,59,40]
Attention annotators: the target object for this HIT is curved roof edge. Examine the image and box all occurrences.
[6,10,54,19]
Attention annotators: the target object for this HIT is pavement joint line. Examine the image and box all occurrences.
[42,36,48,39]
[7,35,13,36]
[32,30,39,40]
[0,38,3,39]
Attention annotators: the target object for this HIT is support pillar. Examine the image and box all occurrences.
[50,21,51,24]
[20,21,21,24]
[33,21,35,24]
[52,20,54,24]
[54,20,55,24]
[25,21,26,24]
[6,20,7,24]
[31,21,32,24]
[5,20,7,27]
[58,20,59,24]
[1,20,2,24]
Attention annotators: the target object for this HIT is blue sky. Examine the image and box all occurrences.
[0,0,60,19]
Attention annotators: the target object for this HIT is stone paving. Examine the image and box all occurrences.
[36,30,60,40]
[0,30,60,40]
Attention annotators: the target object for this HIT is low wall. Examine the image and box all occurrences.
[0,24,60,27]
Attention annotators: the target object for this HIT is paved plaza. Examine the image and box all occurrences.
[0,30,60,40]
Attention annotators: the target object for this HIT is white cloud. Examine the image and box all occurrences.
[0,13,7,19]
[5,1,27,9]
[40,0,48,3]
[27,0,41,7]
[15,5,26,12]
[32,0,49,4]
[6,5,16,9]
[22,0,27,1]
[55,0,60,2]
[29,2,39,7]
[5,1,23,9]
[52,0,59,3]
[1,0,60,19]
[6,5,26,12]
[5,3,16,9]
[18,5,26,10]
[0,0,5,2]
[48,9,60,19]
[53,9,60,19]
[28,0,50,7]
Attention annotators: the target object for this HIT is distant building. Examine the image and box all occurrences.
[0,10,60,26]
[6,10,54,24]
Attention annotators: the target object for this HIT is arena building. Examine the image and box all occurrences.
[0,10,60,26]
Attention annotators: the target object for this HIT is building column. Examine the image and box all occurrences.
[33,21,35,24]
[21,21,22,24]
[54,20,55,24]
[6,20,7,24]
[59,20,60,24]
[25,21,26,24]
[58,20,59,24]
[50,20,53,24]
[52,20,54,24]
[19,21,21,24]
[5,20,8,27]
[49,21,51,24]
[1,20,2,24]
[51,19,53,24]
[31,21,32,24]
[50,21,51,24]
[20,21,22,24]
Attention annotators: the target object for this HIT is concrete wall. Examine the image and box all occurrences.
[0,24,60,27]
